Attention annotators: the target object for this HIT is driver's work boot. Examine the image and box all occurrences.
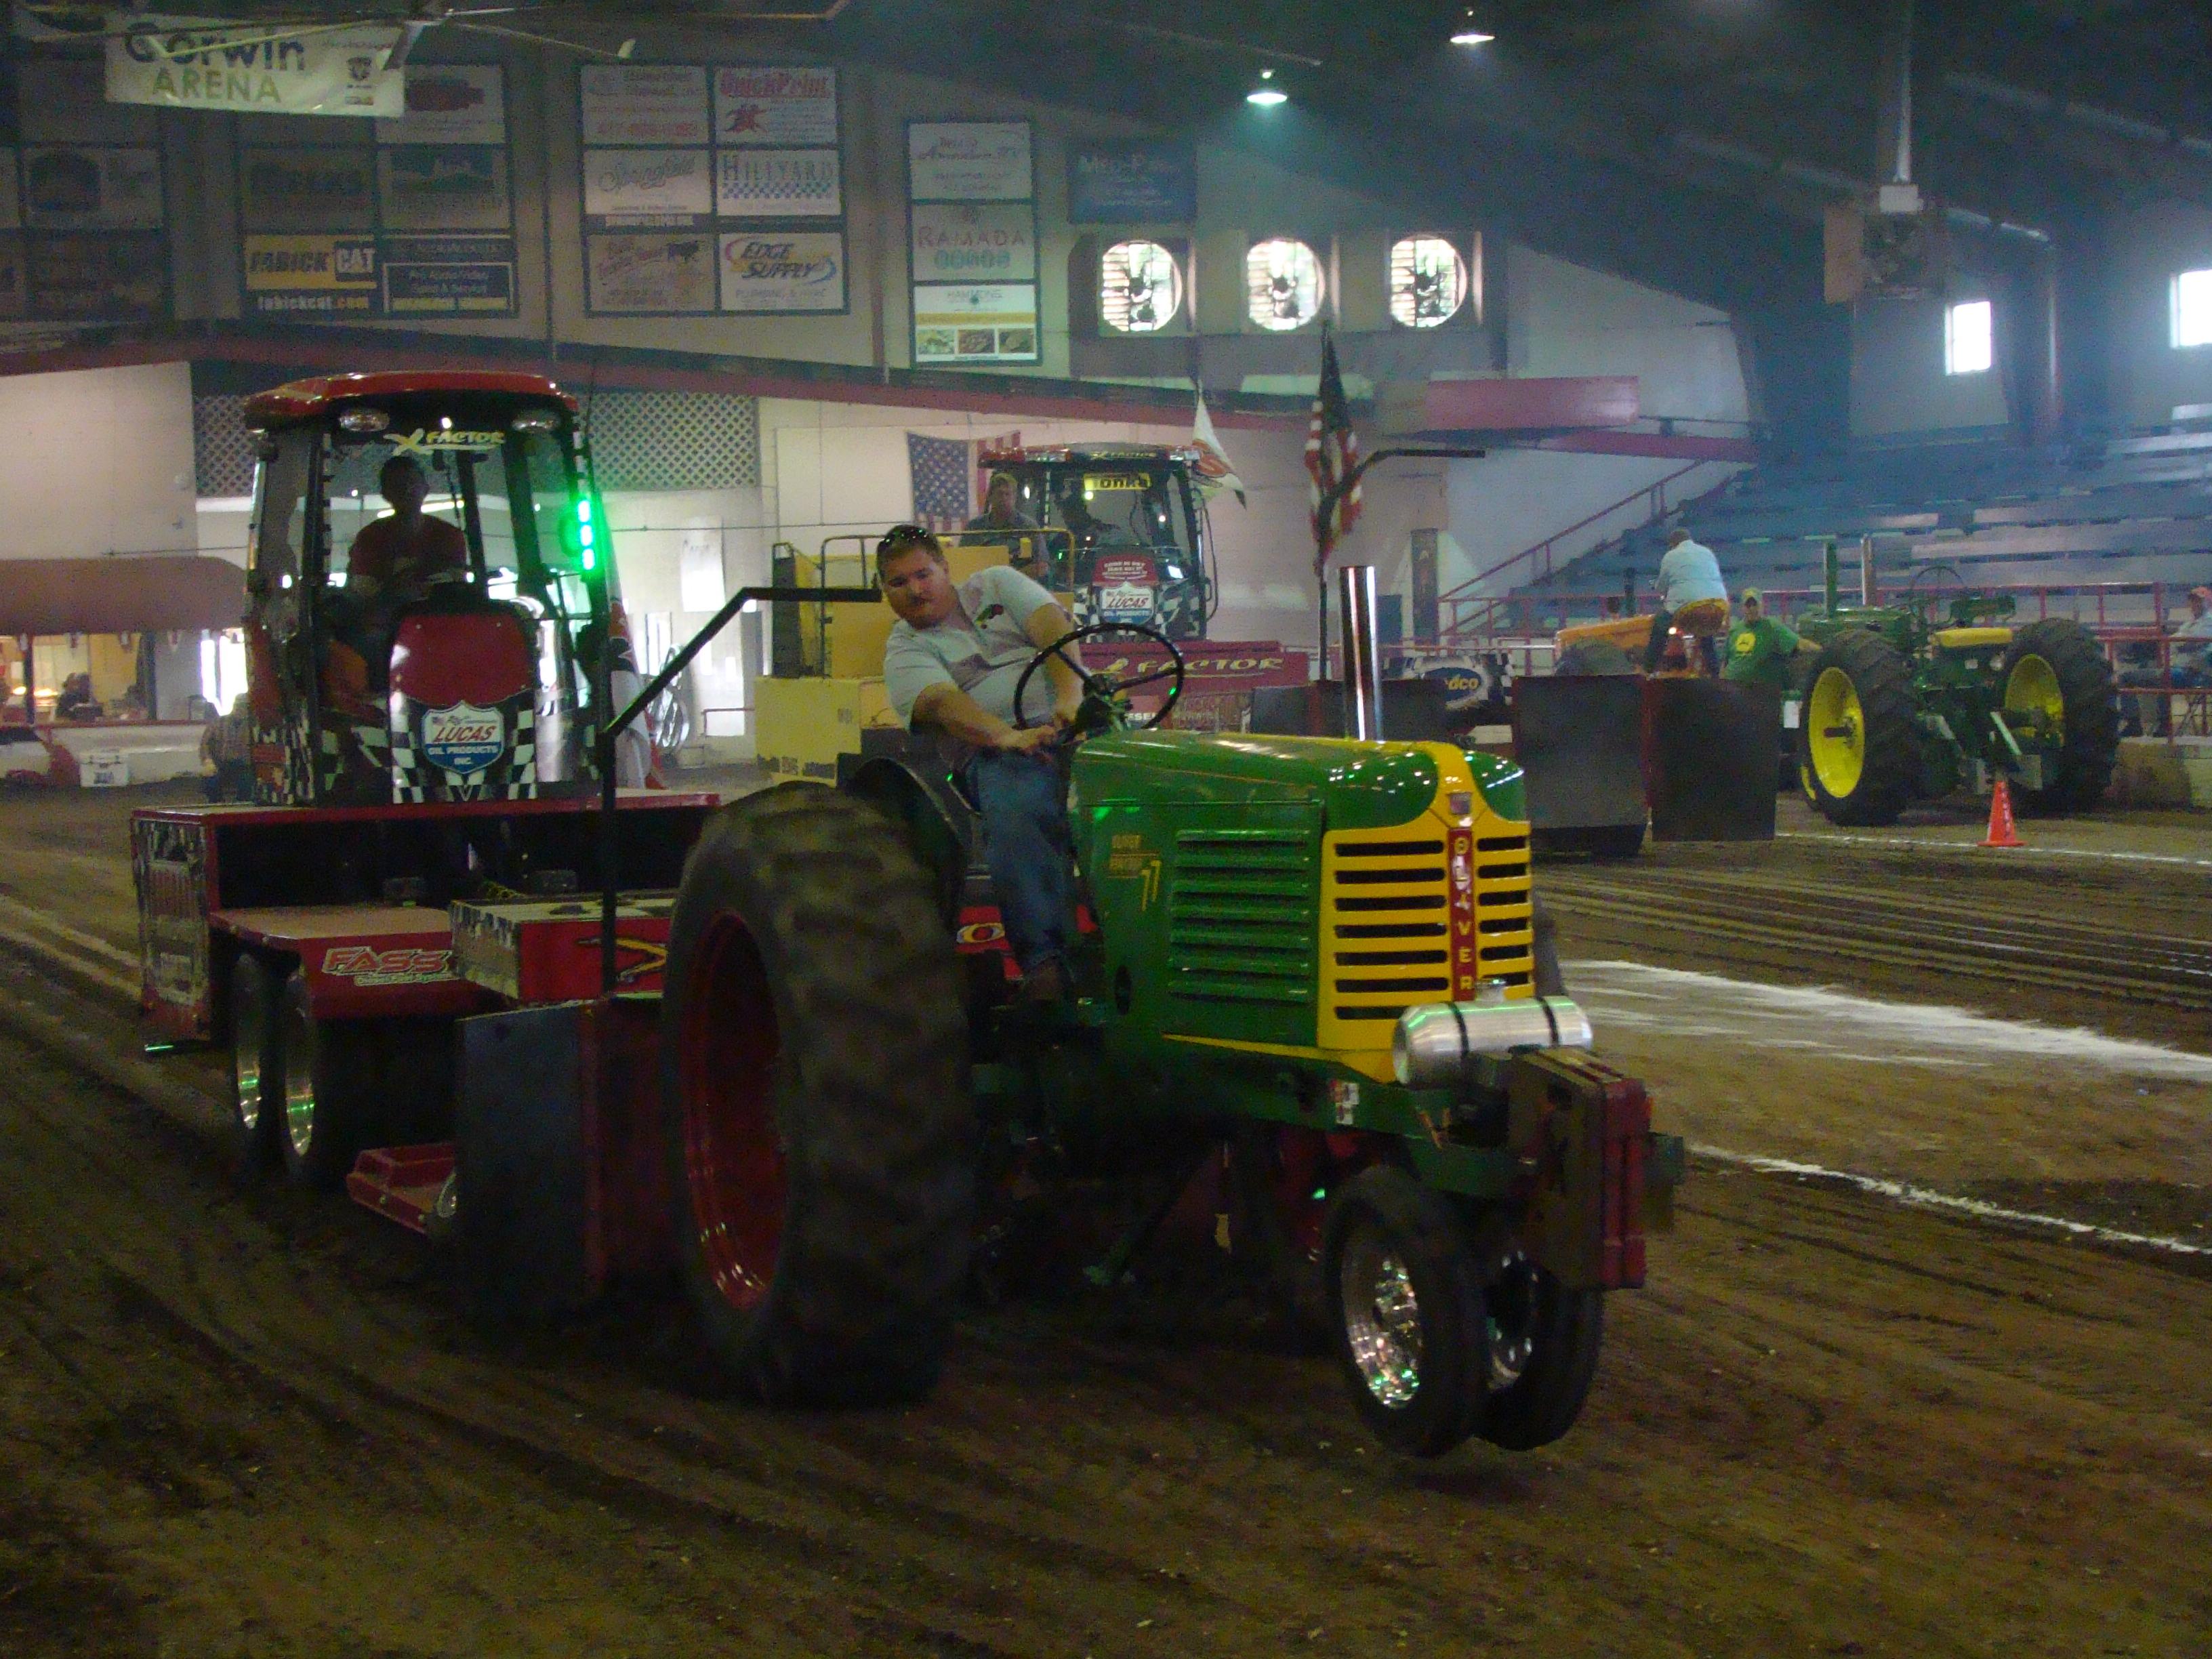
[1017,958,1069,1004]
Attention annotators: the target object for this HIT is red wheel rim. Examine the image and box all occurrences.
[678,912,785,1312]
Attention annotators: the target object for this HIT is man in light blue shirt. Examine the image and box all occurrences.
[879,525,1084,1001]
[1645,529,1730,674]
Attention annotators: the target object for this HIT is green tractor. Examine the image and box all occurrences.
[1792,553,2118,826]
[661,619,1682,1458]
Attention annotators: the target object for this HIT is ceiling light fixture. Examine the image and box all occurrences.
[1450,10,1494,45]
[1246,68,1288,106]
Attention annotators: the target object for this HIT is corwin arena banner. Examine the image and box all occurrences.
[106,16,403,118]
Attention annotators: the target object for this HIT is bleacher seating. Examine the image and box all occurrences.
[1512,430,2212,621]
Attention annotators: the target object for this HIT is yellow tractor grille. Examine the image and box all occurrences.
[1468,834,1534,990]
[1322,834,1452,1030]
[1164,827,1317,1006]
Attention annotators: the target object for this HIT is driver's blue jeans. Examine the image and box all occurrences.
[966,749,1073,973]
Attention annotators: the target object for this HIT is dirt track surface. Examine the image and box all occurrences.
[1,783,2210,1655]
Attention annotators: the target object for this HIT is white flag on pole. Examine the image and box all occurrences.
[1190,387,1247,508]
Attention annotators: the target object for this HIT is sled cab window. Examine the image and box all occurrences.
[323,432,509,592]
[1040,466,1201,581]
[247,427,313,598]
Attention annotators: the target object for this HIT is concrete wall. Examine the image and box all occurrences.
[1849,284,2010,441]
[0,363,197,559]
[1505,247,1749,424]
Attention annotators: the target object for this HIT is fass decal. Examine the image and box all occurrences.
[421,703,506,775]
[323,945,454,986]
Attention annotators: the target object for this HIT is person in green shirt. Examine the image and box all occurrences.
[1723,589,1802,687]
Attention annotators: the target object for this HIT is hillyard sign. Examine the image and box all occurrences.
[106,17,403,118]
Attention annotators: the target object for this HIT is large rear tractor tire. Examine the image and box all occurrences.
[1322,1166,1489,1458]
[274,975,381,1191]
[1797,630,1919,826]
[2001,618,2119,815]
[659,783,974,1408]
[227,953,285,1172]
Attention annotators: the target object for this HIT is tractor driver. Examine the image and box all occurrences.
[346,455,470,605]
[878,525,1084,1003]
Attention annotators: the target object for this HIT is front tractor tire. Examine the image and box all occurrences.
[1798,630,1919,826]
[2001,618,2118,815]
[659,783,975,1408]
[1322,1166,1491,1458]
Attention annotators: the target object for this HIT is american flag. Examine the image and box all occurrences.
[1306,327,1361,558]
[907,433,971,532]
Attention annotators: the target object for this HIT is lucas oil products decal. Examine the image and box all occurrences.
[422,702,506,774]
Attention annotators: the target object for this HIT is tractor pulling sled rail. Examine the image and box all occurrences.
[132,369,1683,1458]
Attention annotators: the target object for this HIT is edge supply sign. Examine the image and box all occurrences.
[107,16,403,118]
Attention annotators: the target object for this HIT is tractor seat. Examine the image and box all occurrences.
[389,596,537,710]
[1671,598,1731,637]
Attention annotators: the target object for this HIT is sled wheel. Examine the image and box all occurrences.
[660,783,974,1406]
[227,953,285,1171]
[274,973,377,1191]
[1322,1166,1488,1458]
[1798,629,1918,826]
[2001,618,2118,815]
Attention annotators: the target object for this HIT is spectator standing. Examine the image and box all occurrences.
[1722,590,1803,688]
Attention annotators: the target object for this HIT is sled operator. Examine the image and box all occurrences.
[878,524,1084,1004]
[347,455,469,603]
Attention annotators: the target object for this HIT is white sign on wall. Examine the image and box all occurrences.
[913,281,1038,364]
[679,530,726,613]
[580,65,710,146]
[910,201,1035,282]
[718,230,844,313]
[583,149,713,227]
[908,122,1032,202]
[714,149,840,218]
[375,65,506,144]
[713,66,838,145]
[105,17,403,117]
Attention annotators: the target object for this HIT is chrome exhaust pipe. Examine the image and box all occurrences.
[1339,563,1385,741]
[1392,994,1594,1088]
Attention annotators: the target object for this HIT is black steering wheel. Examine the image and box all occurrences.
[1012,621,1185,735]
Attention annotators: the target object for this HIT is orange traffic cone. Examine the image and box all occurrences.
[1982,779,2024,848]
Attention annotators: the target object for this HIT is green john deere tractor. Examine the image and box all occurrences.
[659,620,1681,1458]
[1792,556,2118,826]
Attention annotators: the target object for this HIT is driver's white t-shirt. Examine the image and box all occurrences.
[884,564,1064,730]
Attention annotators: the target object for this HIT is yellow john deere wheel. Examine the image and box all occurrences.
[1806,665,1866,800]
[2004,653,2063,734]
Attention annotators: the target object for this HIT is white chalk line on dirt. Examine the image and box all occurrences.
[1566,958,2212,1083]
[1776,830,2212,871]
[1687,1144,2212,1258]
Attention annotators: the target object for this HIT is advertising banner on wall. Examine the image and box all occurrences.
[239,147,376,231]
[908,122,1031,201]
[0,238,27,318]
[586,232,717,314]
[384,236,514,314]
[714,148,840,218]
[376,146,510,231]
[718,230,843,313]
[1067,142,1195,223]
[18,146,163,230]
[375,66,505,144]
[713,66,838,145]
[910,201,1034,283]
[243,233,378,315]
[29,232,166,316]
[105,17,403,118]
[580,65,710,146]
[583,148,713,228]
[913,281,1038,365]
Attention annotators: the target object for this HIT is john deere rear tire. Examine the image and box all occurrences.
[1797,630,1919,826]
[2001,618,2118,815]
[659,783,974,1408]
